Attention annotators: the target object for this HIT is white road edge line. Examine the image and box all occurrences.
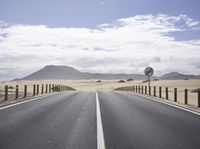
[0,93,57,111]
[132,93,200,116]
[96,92,106,149]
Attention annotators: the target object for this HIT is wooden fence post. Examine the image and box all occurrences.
[142,86,143,94]
[49,84,51,93]
[154,86,156,96]
[54,85,56,92]
[41,84,44,94]
[166,87,168,100]
[24,85,27,98]
[33,84,36,96]
[5,85,8,101]
[52,84,55,92]
[184,89,188,104]
[145,86,147,94]
[46,84,48,93]
[36,84,39,95]
[136,86,137,93]
[159,87,162,98]
[198,91,200,108]
[16,85,19,99]
[149,86,151,95]
[174,88,177,102]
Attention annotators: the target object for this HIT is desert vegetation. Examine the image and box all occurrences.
[118,80,126,83]
[96,80,102,83]
[127,78,134,81]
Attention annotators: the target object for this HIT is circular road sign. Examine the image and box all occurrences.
[144,67,154,77]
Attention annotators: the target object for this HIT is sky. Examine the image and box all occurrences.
[0,0,200,80]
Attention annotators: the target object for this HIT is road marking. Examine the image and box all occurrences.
[132,93,200,116]
[0,93,57,111]
[96,92,106,149]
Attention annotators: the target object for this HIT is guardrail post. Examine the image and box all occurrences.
[154,86,156,96]
[149,86,151,95]
[5,85,8,101]
[159,87,162,98]
[41,84,44,94]
[142,86,143,94]
[16,85,19,99]
[145,86,147,94]
[37,84,39,95]
[174,88,177,102]
[33,84,36,96]
[46,84,48,93]
[24,85,27,98]
[166,87,168,100]
[198,91,200,108]
[136,86,137,93]
[184,89,188,104]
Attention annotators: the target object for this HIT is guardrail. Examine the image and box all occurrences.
[133,85,200,108]
[1,84,69,102]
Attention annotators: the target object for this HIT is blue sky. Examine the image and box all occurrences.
[0,0,200,80]
[1,0,200,27]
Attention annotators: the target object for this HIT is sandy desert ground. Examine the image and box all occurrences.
[0,79,200,107]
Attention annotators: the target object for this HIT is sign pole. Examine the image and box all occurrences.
[144,67,154,92]
[148,76,150,89]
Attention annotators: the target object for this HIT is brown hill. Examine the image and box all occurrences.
[19,65,147,80]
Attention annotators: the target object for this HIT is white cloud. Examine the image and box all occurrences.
[0,14,200,80]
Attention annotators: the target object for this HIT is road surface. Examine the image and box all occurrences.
[0,91,200,149]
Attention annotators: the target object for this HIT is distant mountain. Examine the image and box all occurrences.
[160,72,200,80]
[22,65,83,80]
[19,65,147,80]
[16,66,200,81]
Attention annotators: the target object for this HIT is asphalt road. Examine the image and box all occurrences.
[0,91,200,149]
[99,91,200,149]
[0,92,96,149]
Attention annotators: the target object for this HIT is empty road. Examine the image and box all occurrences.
[0,91,200,149]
